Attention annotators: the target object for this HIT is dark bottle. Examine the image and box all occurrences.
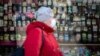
[93,33,98,43]
[91,1,96,14]
[0,4,4,17]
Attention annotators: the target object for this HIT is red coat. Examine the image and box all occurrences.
[23,21,63,56]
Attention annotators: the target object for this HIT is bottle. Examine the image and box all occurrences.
[93,33,98,43]
[0,19,3,27]
[93,25,97,32]
[4,34,10,42]
[0,4,3,17]
[88,33,92,43]
[47,0,52,6]
[22,1,27,13]
[4,21,8,26]
[22,20,26,27]
[72,3,78,14]
[92,1,96,13]
[9,34,16,41]
[64,25,69,42]
[59,27,64,42]
[0,35,3,41]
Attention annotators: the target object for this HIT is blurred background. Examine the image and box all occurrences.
[0,0,100,56]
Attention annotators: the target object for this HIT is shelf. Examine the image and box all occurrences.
[59,43,100,46]
[0,41,16,46]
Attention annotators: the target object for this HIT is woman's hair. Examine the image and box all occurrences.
[35,7,54,22]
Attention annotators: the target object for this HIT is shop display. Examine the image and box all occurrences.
[0,0,100,56]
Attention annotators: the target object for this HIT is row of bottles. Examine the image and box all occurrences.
[61,46,100,56]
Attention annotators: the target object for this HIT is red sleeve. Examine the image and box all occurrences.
[24,28,42,56]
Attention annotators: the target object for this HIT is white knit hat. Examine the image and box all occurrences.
[35,7,54,21]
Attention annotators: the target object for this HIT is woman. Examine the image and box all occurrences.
[23,7,63,56]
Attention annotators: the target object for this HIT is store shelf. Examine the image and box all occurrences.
[59,43,100,46]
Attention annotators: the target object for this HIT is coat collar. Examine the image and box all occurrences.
[31,21,54,33]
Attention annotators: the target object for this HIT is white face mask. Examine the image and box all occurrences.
[51,19,57,28]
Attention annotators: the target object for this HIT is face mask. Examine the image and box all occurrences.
[51,19,57,28]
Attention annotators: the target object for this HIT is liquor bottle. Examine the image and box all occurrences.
[93,25,97,32]
[26,20,30,25]
[4,21,8,26]
[81,27,86,43]
[22,15,26,21]
[47,0,52,6]
[92,19,96,25]
[75,33,81,42]
[72,3,78,14]
[67,5,72,14]
[88,33,92,43]
[4,15,8,20]
[59,27,64,42]
[9,34,16,41]
[86,15,92,26]
[8,13,12,20]
[23,6,26,13]
[0,4,3,17]
[17,21,22,27]
[0,19,3,27]
[8,0,12,6]
[93,33,98,43]
[91,1,96,13]
[64,25,69,42]
[22,20,26,27]
[8,21,13,26]
[4,34,10,42]
[73,14,80,22]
